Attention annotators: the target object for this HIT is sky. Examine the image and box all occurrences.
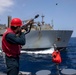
[0,0,76,37]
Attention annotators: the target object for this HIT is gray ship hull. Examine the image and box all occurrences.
[22,30,73,50]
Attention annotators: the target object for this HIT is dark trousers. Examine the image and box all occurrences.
[5,55,19,75]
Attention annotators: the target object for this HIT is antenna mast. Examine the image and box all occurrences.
[41,15,44,25]
[51,19,54,28]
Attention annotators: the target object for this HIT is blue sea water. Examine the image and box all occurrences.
[0,37,76,75]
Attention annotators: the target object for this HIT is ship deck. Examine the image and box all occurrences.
[0,72,6,75]
[0,71,31,75]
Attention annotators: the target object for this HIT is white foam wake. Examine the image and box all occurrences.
[21,48,54,54]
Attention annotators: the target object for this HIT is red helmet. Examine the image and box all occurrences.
[10,18,22,26]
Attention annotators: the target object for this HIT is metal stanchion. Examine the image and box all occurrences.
[56,63,60,75]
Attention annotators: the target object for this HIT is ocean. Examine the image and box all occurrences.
[0,37,76,75]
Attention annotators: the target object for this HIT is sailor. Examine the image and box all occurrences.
[2,18,29,75]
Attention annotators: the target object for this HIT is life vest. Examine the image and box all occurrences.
[2,28,21,57]
[52,50,62,64]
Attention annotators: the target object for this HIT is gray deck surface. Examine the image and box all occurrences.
[0,71,31,75]
[0,72,6,75]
